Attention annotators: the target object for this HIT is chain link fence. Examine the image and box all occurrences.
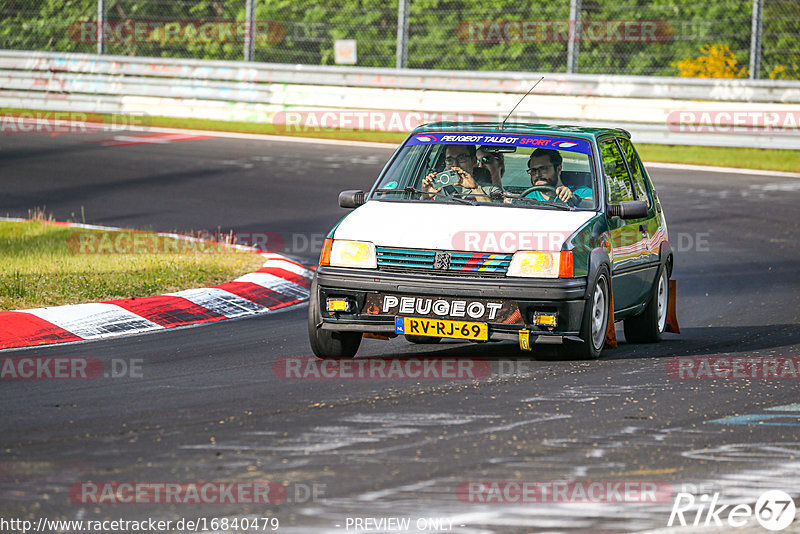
[1,0,798,79]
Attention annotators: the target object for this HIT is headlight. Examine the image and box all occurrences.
[328,240,377,269]
[507,251,573,278]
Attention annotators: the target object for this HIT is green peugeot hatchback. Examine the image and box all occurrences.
[309,122,675,360]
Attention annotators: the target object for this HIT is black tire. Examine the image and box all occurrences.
[404,335,442,344]
[563,268,610,360]
[307,277,361,359]
[623,263,668,343]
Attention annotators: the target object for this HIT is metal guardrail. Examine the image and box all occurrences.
[1,50,799,149]
[3,50,800,101]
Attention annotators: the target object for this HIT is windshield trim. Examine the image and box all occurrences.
[368,130,600,211]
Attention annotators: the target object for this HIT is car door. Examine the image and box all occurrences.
[598,136,650,313]
[617,137,662,276]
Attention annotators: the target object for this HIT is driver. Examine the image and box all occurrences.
[422,145,501,201]
[525,148,591,205]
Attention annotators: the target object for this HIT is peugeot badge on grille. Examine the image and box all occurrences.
[433,252,451,270]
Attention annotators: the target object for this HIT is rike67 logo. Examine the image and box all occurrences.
[669,490,796,531]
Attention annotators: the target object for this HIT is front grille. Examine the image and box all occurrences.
[376,247,512,275]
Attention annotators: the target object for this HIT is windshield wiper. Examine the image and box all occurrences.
[415,187,478,205]
[373,188,407,194]
[373,187,477,205]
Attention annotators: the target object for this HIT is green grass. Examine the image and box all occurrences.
[0,220,266,311]
[636,143,800,173]
[3,107,798,171]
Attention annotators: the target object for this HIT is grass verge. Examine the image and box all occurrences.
[0,220,266,311]
[3,107,798,172]
[636,143,800,173]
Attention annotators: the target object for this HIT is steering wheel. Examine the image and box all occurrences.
[519,185,563,202]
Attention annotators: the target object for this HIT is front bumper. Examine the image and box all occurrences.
[315,266,588,342]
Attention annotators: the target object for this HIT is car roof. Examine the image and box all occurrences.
[411,122,629,141]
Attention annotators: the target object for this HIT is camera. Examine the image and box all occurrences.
[431,169,461,189]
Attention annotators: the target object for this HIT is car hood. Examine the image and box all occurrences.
[333,200,597,253]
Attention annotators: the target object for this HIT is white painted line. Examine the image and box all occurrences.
[166,288,267,318]
[234,272,309,300]
[27,303,163,339]
[101,121,398,149]
[765,404,800,412]
[645,161,800,178]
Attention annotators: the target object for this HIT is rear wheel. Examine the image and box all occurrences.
[405,335,442,344]
[307,277,361,359]
[623,264,668,343]
[563,269,610,360]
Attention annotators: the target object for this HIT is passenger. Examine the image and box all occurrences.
[525,148,591,205]
[476,149,505,187]
[422,145,501,200]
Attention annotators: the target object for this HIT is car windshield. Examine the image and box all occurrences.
[371,132,597,210]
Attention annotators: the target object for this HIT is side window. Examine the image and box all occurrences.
[598,138,634,204]
[617,137,651,208]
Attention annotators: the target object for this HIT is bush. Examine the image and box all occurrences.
[673,43,748,78]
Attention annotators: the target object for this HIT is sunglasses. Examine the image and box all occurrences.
[480,154,502,164]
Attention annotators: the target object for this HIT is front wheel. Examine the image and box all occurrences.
[563,269,610,360]
[307,277,361,359]
[623,264,668,343]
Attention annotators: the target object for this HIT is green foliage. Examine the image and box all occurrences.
[0,0,797,78]
[769,61,800,80]
[0,0,97,53]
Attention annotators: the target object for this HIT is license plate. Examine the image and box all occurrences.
[395,316,488,341]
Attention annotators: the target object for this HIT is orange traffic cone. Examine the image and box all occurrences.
[666,279,680,334]
[605,281,618,348]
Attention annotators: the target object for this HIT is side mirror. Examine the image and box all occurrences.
[338,190,366,208]
[608,200,648,219]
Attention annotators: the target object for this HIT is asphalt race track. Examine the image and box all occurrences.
[2,130,800,533]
